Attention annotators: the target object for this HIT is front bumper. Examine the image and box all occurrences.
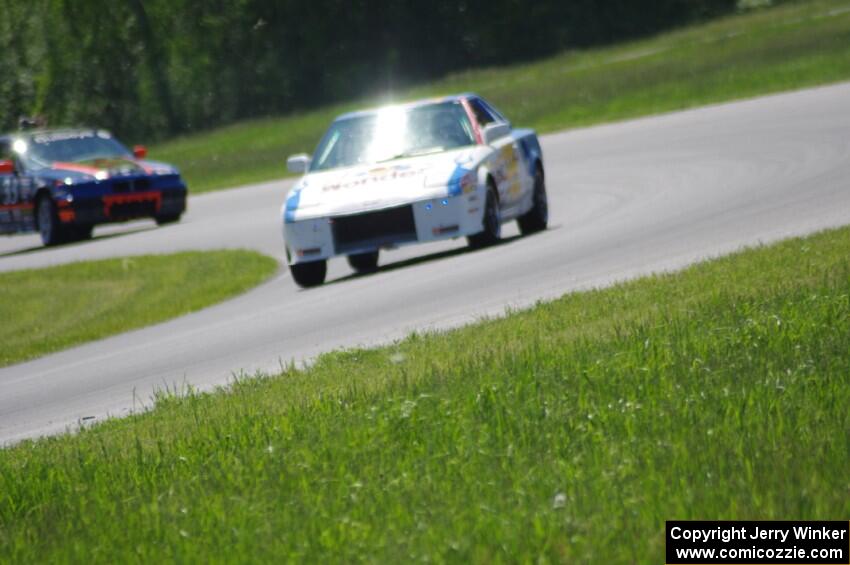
[58,186,187,225]
[284,192,484,264]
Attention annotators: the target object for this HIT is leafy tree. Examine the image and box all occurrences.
[0,0,736,141]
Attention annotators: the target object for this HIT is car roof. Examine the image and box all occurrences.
[334,93,478,122]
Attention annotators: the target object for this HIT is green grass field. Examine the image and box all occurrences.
[0,251,277,367]
[2,226,848,562]
[151,0,850,193]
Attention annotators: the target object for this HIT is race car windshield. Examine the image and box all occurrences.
[18,131,132,170]
[311,101,476,172]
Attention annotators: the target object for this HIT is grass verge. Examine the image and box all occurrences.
[152,0,850,193]
[2,226,849,562]
[0,250,278,367]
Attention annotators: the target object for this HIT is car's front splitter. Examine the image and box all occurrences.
[284,191,484,264]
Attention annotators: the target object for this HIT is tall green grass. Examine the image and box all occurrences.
[152,0,850,193]
[0,250,277,366]
[2,226,848,562]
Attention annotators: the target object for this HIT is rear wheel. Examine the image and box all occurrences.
[37,196,68,246]
[467,183,501,249]
[290,260,327,288]
[347,250,379,273]
[517,165,548,235]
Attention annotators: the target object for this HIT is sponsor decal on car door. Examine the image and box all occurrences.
[490,135,523,209]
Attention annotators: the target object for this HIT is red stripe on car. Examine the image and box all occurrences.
[460,98,484,144]
[52,162,102,175]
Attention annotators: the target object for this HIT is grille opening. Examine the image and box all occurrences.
[332,205,416,253]
[108,200,157,219]
[111,178,152,193]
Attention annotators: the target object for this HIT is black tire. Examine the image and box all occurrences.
[347,250,379,273]
[289,260,327,288]
[36,196,69,246]
[467,183,501,249]
[517,165,548,235]
[155,213,182,226]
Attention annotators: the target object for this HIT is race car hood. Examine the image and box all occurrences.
[40,157,178,184]
[285,146,486,221]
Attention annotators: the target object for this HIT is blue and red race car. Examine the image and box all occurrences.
[0,128,187,246]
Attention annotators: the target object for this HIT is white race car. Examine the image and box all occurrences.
[282,94,547,287]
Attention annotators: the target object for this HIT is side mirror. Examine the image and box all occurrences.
[0,159,14,174]
[287,153,311,174]
[481,123,511,145]
[133,145,148,159]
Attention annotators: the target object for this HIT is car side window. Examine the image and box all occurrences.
[477,98,508,124]
[469,98,497,127]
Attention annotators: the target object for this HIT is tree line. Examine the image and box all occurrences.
[0,0,737,142]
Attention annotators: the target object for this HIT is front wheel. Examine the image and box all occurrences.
[517,165,548,235]
[347,250,379,273]
[37,196,68,246]
[467,184,501,249]
[289,260,327,288]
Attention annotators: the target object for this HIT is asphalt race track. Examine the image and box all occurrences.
[2,83,849,444]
